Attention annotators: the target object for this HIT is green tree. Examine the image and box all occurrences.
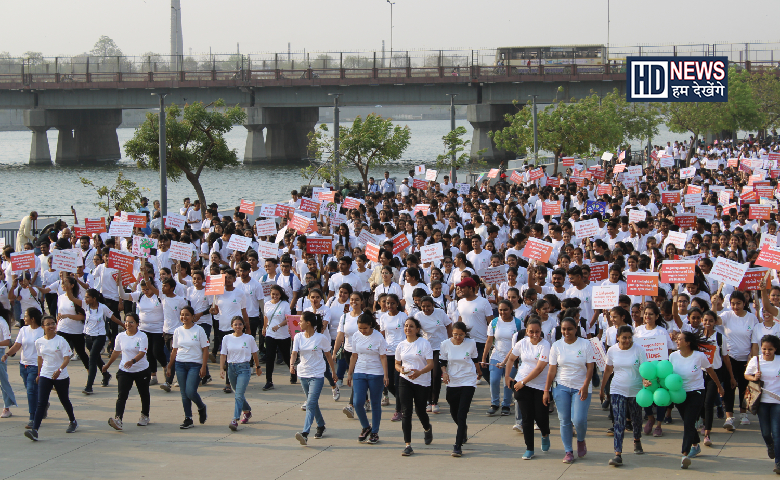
[742,70,780,135]
[124,100,246,210]
[80,171,146,216]
[306,114,411,194]
[23,51,43,66]
[435,126,487,179]
[90,35,123,57]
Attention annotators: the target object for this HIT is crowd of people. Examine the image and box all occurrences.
[1,136,780,472]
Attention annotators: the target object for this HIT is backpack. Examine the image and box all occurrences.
[554,318,592,341]
[491,316,524,334]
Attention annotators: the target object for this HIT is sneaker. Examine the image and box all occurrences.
[717,405,724,419]
[25,420,34,429]
[198,407,207,424]
[262,382,274,391]
[241,411,252,424]
[0,408,11,418]
[159,382,172,393]
[424,426,433,445]
[432,404,440,414]
[180,418,194,429]
[688,444,701,458]
[643,418,654,435]
[108,417,123,431]
[562,452,575,464]
[137,415,149,426]
[82,388,94,395]
[704,435,712,446]
[601,399,610,411]
[426,403,432,413]
[201,375,212,386]
[402,445,414,456]
[724,417,735,431]
[609,455,623,466]
[769,442,775,459]
[366,433,379,444]
[223,385,233,394]
[501,406,510,416]
[452,445,463,457]
[634,440,644,454]
[607,427,614,436]
[358,426,371,442]
[365,399,371,412]
[522,450,535,460]
[24,429,38,441]
[101,372,112,387]
[663,416,673,425]
[295,432,308,445]
[513,423,523,433]
[229,420,238,432]
[541,436,551,452]
[332,386,340,401]
[741,413,750,425]
[148,376,158,386]
[534,422,540,431]
[653,425,663,437]
[681,456,691,469]
[391,411,402,422]
[314,426,326,439]
[336,379,343,388]
[301,403,307,411]
[577,440,587,458]
[290,374,297,384]
[774,464,780,475]
[343,406,355,419]
[66,421,78,433]
[700,425,706,437]
[381,393,390,406]
[486,405,499,416]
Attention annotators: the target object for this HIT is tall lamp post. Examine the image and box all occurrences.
[529,94,538,165]
[152,92,168,218]
[328,93,343,191]
[387,0,395,67]
[445,93,457,182]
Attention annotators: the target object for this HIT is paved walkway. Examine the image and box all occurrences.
[0,354,776,479]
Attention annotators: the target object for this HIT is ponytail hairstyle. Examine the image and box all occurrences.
[404,315,423,337]
[452,321,471,338]
[85,288,105,306]
[680,331,701,351]
[358,309,381,330]
[616,325,634,337]
[610,306,630,327]
[301,311,325,333]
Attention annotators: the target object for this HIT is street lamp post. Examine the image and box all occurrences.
[529,94,538,165]
[387,0,395,68]
[152,92,168,219]
[329,93,343,191]
[445,93,457,182]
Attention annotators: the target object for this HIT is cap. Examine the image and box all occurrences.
[456,277,478,289]
[209,203,218,209]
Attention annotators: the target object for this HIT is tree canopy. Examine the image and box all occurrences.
[90,36,123,57]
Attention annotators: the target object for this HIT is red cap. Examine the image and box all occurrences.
[456,277,478,289]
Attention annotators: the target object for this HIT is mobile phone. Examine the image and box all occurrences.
[150,248,158,256]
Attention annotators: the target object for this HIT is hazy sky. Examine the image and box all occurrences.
[2,0,778,58]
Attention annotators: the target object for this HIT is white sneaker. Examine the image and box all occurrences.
[513,423,523,433]
[137,415,149,426]
[148,377,159,386]
[332,385,340,401]
[534,422,540,431]
[301,403,307,411]
[172,381,179,388]
[108,417,123,431]
[740,413,750,425]
[343,406,354,419]
[432,404,440,414]
[724,417,735,431]
[381,393,390,406]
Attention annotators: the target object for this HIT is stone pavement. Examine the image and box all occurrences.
[0,354,776,480]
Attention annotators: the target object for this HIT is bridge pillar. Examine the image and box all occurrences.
[55,127,77,164]
[467,104,516,162]
[24,109,122,165]
[23,110,52,165]
[243,107,267,164]
[263,107,319,162]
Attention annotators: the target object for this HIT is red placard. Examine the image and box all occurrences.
[739,268,768,291]
[73,225,86,237]
[487,168,499,179]
[299,197,321,213]
[661,191,681,204]
[391,232,411,255]
[698,344,717,364]
[274,204,295,220]
[592,169,606,180]
[289,214,313,234]
[589,261,608,282]
[107,249,134,273]
[674,214,697,229]
[541,201,561,216]
[510,170,523,184]
[84,217,107,235]
[570,177,585,187]
[10,252,35,272]
[319,191,336,202]
[342,197,361,210]
[757,245,780,270]
[613,164,626,173]
[306,236,333,255]
[686,185,702,194]
[528,168,544,181]
[626,273,659,296]
[562,157,575,167]
[660,261,696,284]
[521,237,553,263]
[365,242,380,262]
[596,184,611,196]
[411,178,428,190]
[756,185,774,198]
[741,190,758,204]
[769,152,780,165]
[205,274,225,295]
[750,205,771,220]
[412,204,430,216]
[126,213,147,228]
[239,199,255,214]
[728,158,739,168]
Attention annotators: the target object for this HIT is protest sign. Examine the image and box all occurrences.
[9,251,35,272]
[521,237,553,263]
[680,167,696,179]
[728,158,739,168]
[412,204,430,216]
[481,265,508,285]
[590,337,608,371]
[256,241,279,259]
[684,193,702,206]
[660,156,675,168]
[168,241,194,262]
[358,230,377,246]
[84,217,106,235]
[287,315,303,340]
[601,152,614,161]
[757,244,780,270]
[391,232,411,254]
[759,234,778,251]
[718,191,731,205]
[573,219,599,239]
[695,204,716,220]
[741,190,759,204]
[107,248,134,273]
[227,234,251,253]
[589,262,608,282]
[739,267,768,291]
[164,213,186,231]
[750,204,771,220]
[487,168,499,179]
[51,249,80,273]
[592,285,620,310]
[596,184,611,196]
[542,201,561,216]
[510,171,523,184]
[306,237,333,255]
[419,243,444,264]
[661,191,681,204]
[425,169,438,181]
[456,183,471,195]
[410,178,427,190]
[275,204,295,220]
[674,214,697,229]
[710,256,749,288]
[205,274,225,295]
[365,242,380,262]
[108,221,133,237]
[626,272,659,296]
[626,165,642,177]
[528,168,544,181]
[562,157,575,167]
[290,214,312,234]
[259,204,278,217]
[660,260,696,283]
[299,197,321,214]
[131,236,158,258]
[318,191,336,203]
[125,213,147,228]
[628,209,646,223]
[255,219,277,237]
[342,197,361,210]
[585,201,606,215]
[637,336,669,361]
[415,165,426,176]
[261,281,275,298]
[239,199,255,214]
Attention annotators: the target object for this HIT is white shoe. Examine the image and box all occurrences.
[740,413,750,425]
[534,422,540,431]
[381,393,390,406]
[148,377,159,386]
[332,385,340,402]
[108,417,123,431]
[513,423,523,433]
[431,404,440,414]
[301,403,307,411]
[724,417,735,431]
[172,381,179,388]
[137,415,149,426]
[476,379,486,385]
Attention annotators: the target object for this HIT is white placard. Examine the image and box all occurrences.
[694,204,716,220]
[256,241,279,259]
[51,249,80,273]
[415,165,426,176]
[589,337,607,371]
[227,234,251,253]
[628,209,646,223]
[131,236,158,258]
[626,165,642,177]
[456,183,471,195]
[601,152,614,161]
[573,219,599,239]
[107,221,133,237]
[275,225,288,245]
[636,336,669,361]
[592,285,620,310]
[358,229,377,246]
[680,167,696,179]
[684,193,702,206]
[168,241,193,262]
[255,219,277,237]
[481,265,508,285]
[419,243,444,264]
[664,231,688,250]
[710,256,750,288]
[259,204,278,217]
[164,213,186,230]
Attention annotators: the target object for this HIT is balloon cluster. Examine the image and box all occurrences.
[636,360,686,408]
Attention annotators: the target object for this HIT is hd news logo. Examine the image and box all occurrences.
[626,56,728,103]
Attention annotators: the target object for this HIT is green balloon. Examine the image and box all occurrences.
[658,377,666,388]
[636,388,654,408]
[665,373,684,391]
[639,362,657,380]
[669,388,687,404]
[653,388,672,407]
[656,360,674,379]
[646,378,660,392]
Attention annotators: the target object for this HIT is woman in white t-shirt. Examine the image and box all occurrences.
[394,316,434,456]
[634,302,675,437]
[483,300,519,417]
[347,311,388,445]
[700,311,734,447]
[102,313,150,430]
[302,288,339,402]
[745,334,780,474]
[600,325,647,466]
[220,316,261,431]
[292,311,338,445]
[2,308,43,426]
[378,293,407,422]
[544,317,595,464]
[504,317,550,460]
[752,304,780,358]
[167,306,209,429]
[118,277,167,386]
[0,307,17,419]
[261,285,293,391]
[414,296,452,414]
[333,292,364,418]
[441,321,481,457]
[666,331,722,469]
[25,315,77,441]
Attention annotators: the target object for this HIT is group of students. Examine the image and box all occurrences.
[1,136,780,471]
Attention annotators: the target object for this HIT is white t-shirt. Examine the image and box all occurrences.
[351,329,387,376]
[264,300,292,340]
[440,338,479,387]
[512,337,551,391]
[414,308,452,350]
[130,292,165,334]
[720,310,759,361]
[84,303,114,337]
[186,287,212,325]
[487,318,519,361]
[606,343,647,398]
[753,322,780,346]
[220,333,259,364]
[549,337,596,391]
[565,285,594,327]
[746,355,780,404]
[337,311,361,352]
[293,332,331,378]
[379,311,407,354]
[395,336,434,386]
[634,324,675,350]
[162,295,189,334]
[402,282,430,313]
[35,335,72,379]
[15,325,44,365]
[0,318,9,345]
[669,350,711,392]
[115,331,149,373]
[55,289,85,335]
[236,278,265,317]
[214,288,248,332]
[456,296,494,344]
[172,325,209,364]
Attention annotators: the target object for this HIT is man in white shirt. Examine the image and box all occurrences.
[565,265,597,335]
[399,178,411,197]
[237,261,265,348]
[179,197,191,217]
[380,171,396,194]
[327,257,363,299]
[79,236,97,274]
[454,277,495,382]
[186,200,202,231]
[466,236,492,275]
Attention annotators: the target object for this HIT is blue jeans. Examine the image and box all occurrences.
[175,361,206,418]
[19,363,38,420]
[301,376,325,434]
[353,372,383,434]
[0,348,17,408]
[552,383,592,453]
[759,402,780,465]
[489,358,516,408]
[227,362,251,420]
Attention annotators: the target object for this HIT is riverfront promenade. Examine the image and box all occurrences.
[0,356,773,479]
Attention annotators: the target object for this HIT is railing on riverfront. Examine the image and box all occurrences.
[1,43,778,86]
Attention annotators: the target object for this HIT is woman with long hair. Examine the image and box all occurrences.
[262,284,292,391]
[333,292,366,418]
[378,293,406,422]
[413,296,452,414]
[635,303,675,437]
[1,308,42,425]
[698,310,734,447]
[441,321,482,457]
[745,334,780,474]
[220,316,261,431]
[167,306,209,429]
[395,316,435,456]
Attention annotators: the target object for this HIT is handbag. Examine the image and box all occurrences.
[743,358,763,415]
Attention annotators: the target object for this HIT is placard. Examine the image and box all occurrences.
[710,256,749,288]
[108,221,133,237]
[307,236,333,255]
[738,267,768,291]
[107,248,134,273]
[227,234,251,253]
[660,260,696,284]
[411,178,428,190]
[131,236,158,258]
[626,272,659,296]
[342,197,361,210]
[628,209,646,223]
[255,219,277,237]
[358,230,376,246]
[412,204,430,216]
[590,337,608,371]
[596,184,611,196]
[290,213,313,234]
[626,165,642,177]
[299,198,321,214]
[601,152,614,161]
[275,204,295,220]
[706,159,720,170]
[750,204,771,220]
[661,191,681,204]
[573,219,599,239]
[287,315,303,340]
[425,169,438,181]
[562,157,575,167]
[419,243,444,264]
[84,217,107,235]
[9,251,36,273]
[164,213,186,231]
[205,274,225,295]
[757,244,780,270]
[510,170,523,184]
[123,213,146,228]
[481,265,508,285]
[391,232,411,255]
[487,168,499,179]
[741,190,758,204]
[542,201,561,216]
[256,241,279,259]
[415,165,426,176]
[168,241,194,263]
[695,204,716,220]
[589,262,608,282]
[613,163,626,173]
[585,201,606,215]
[521,237,553,263]
[680,167,696,179]
[456,183,471,195]
[239,199,255,214]
[673,214,697,229]
[528,168,544,181]
[365,242,380,262]
[318,191,336,203]
[637,336,669,361]
[663,231,688,250]
[592,285,620,309]
[760,234,778,251]
[660,156,675,168]
[684,193,702,206]
[259,204,279,217]
[698,344,717,364]
[51,249,80,273]
[261,281,275,298]
[728,158,739,168]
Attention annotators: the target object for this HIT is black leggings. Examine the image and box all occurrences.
[515,386,551,451]
[723,357,748,414]
[265,336,291,383]
[34,376,75,430]
[142,331,167,375]
[446,385,475,447]
[701,368,724,431]
[163,333,176,384]
[116,369,151,419]
[58,332,89,371]
[398,377,431,444]
[676,389,705,455]
[103,299,120,349]
[385,354,402,412]
[430,350,442,405]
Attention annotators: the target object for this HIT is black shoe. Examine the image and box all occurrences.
[366,433,379,444]
[501,406,510,416]
[180,418,194,429]
[486,405,499,416]
[262,382,274,391]
[290,374,297,384]
[769,442,776,460]
[452,444,462,457]
[626,420,633,432]
[424,427,433,445]
[223,385,233,394]
[402,445,414,456]
[198,407,207,424]
[201,375,212,386]
[66,421,78,433]
[101,372,112,387]
[634,440,644,454]
[609,454,623,466]
[314,426,326,439]
[295,432,308,445]
[602,399,611,410]
[607,427,614,436]
[358,426,371,442]
[24,429,38,441]
[663,416,673,425]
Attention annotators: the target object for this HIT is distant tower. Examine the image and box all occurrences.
[171,0,183,66]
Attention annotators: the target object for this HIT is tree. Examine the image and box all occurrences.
[124,100,246,210]
[23,51,43,66]
[80,171,146,216]
[435,126,487,178]
[90,35,123,57]
[306,114,411,194]
[743,70,780,135]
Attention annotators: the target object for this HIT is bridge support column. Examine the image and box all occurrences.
[263,107,319,162]
[467,104,516,162]
[55,127,77,164]
[23,110,52,165]
[24,109,122,165]
[243,107,267,164]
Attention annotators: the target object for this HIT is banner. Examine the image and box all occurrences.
[592,285,620,309]
[168,241,194,262]
[521,237,553,263]
[255,219,277,237]
[239,199,255,214]
[205,274,225,295]
[306,237,333,255]
[710,256,749,288]
[51,249,80,273]
[589,262,608,282]
[626,272,659,296]
[637,336,669,361]
[227,234,251,253]
[660,260,696,283]
[573,219,599,239]
[419,243,444,264]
